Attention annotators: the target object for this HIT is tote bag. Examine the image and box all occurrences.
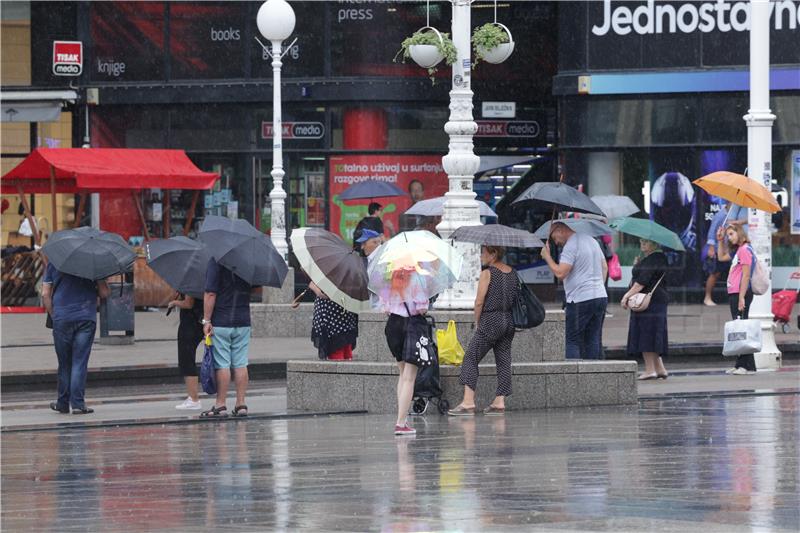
[722,318,762,356]
[513,275,545,329]
[200,335,217,395]
[402,314,438,368]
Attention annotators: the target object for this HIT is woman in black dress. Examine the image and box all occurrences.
[621,239,669,380]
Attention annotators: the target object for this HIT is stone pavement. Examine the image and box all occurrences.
[2,394,798,531]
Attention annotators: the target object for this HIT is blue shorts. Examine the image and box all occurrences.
[212,326,251,369]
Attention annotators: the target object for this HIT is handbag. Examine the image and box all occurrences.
[402,314,438,368]
[628,274,665,312]
[200,335,217,394]
[512,274,545,329]
[608,253,622,281]
[436,320,464,366]
[722,318,762,356]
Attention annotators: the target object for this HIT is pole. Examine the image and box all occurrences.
[435,0,482,309]
[269,39,289,261]
[49,165,58,233]
[744,0,780,371]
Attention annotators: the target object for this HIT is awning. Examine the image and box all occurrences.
[477,156,537,175]
[1,148,219,194]
[0,89,78,123]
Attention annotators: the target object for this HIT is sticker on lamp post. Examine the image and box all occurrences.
[53,41,83,76]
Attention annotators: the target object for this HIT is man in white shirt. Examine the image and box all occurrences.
[541,222,608,359]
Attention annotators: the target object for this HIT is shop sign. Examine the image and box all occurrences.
[475,120,541,138]
[482,102,516,118]
[261,121,324,140]
[52,41,83,76]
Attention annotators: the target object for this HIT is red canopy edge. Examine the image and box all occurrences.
[1,148,219,194]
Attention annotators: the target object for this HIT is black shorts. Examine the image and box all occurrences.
[716,260,731,276]
[384,313,409,362]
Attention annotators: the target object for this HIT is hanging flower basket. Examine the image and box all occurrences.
[394,26,458,83]
[472,22,514,65]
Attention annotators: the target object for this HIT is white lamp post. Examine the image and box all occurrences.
[435,0,483,309]
[257,0,295,261]
[744,0,781,370]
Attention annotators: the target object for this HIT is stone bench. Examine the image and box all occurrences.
[287,360,637,414]
[250,303,314,338]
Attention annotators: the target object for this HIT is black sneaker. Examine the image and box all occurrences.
[50,402,70,414]
[71,406,94,415]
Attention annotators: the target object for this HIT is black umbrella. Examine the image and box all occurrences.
[512,182,606,216]
[42,227,135,281]
[289,228,371,313]
[451,224,543,248]
[198,215,288,287]
[145,236,211,299]
[339,180,407,201]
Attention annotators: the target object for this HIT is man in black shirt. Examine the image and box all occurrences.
[353,202,384,251]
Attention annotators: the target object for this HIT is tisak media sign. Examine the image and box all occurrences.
[52,41,83,76]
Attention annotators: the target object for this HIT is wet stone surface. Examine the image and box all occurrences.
[2,395,798,532]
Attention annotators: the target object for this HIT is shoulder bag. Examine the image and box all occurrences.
[512,273,545,329]
[628,274,665,313]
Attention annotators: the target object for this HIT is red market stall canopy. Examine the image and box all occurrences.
[1,148,218,194]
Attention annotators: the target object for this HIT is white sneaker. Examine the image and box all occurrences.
[731,367,750,375]
[725,368,737,374]
[175,397,202,410]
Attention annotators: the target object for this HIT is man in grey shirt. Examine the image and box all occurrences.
[541,222,608,359]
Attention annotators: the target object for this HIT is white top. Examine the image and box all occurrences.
[560,232,608,303]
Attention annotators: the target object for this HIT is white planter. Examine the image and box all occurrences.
[409,44,444,69]
[477,41,515,64]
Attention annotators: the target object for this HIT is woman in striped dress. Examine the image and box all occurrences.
[448,245,519,416]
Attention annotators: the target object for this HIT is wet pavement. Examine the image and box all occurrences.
[2,394,798,532]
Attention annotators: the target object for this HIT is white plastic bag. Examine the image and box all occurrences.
[722,318,762,356]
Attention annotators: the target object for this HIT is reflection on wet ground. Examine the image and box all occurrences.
[2,395,798,532]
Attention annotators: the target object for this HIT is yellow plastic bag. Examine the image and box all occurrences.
[437,320,464,366]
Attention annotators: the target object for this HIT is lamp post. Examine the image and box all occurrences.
[744,0,781,370]
[435,0,482,309]
[257,0,295,261]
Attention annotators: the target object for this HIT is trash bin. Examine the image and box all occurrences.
[98,272,135,345]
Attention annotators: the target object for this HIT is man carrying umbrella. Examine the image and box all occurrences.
[541,222,609,360]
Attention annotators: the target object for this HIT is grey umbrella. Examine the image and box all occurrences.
[145,237,211,299]
[42,227,135,281]
[451,224,543,248]
[533,219,614,240]
[590,195,640,220]
[404,196,497,217]
[339,180,407,200]
[198,215,288,288]
[512,182,606,216]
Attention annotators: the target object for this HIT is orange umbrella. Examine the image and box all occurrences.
[693,171,780,213]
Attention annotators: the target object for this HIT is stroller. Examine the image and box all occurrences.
[772,270,800,334]
[409,315,450,416]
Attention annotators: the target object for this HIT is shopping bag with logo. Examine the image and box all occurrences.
[607,253,622,282]
[200,335,217,394]
[402,314,438,368]
[436,320,464,366]
[722,318,762,356]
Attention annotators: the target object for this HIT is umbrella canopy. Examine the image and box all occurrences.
[609,217,686,251]
[42,227,135,281]
[534,219,614,240]
[512,182,606,216]
[145,237,211,299]
[404,196,497,218]
[590,195,640,220]
[368,231,463,309]
[290,228,371,314]
[451,224,543,248]
[693,171,781,213]
[338,180,407,201]
[198,215,288,287]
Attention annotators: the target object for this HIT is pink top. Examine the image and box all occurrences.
[727,245,754,295]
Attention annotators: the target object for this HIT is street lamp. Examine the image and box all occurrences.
[257,0,295,261]
[745,0,781,370]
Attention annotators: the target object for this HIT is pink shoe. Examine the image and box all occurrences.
[394,424,416,436]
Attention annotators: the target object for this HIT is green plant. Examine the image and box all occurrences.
[471,23,510,66]
[394,29,457,84]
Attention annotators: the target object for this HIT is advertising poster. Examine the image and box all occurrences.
[329,155,449,242]
[793,150,800,235]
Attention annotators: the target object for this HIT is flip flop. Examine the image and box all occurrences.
[483,406,506,415]
[447,405,476,416]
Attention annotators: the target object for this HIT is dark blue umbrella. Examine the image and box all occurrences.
[145,236,211,299]
[42,227,135,281]
[198,215,288,288]
[338,180,407,201]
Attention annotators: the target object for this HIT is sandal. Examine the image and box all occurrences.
[232,404,248,417]
[200,405,228,418]
[483,406,506,415]
[447,405,476,416]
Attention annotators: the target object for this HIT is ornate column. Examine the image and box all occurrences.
[269,39,289,260]
[435,0,482,309]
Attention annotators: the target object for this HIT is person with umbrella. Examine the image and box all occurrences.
[540,222,609,360]
[353,202,393,251]
[41,227,134,414]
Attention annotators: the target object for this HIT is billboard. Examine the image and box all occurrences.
[328,155,449,242]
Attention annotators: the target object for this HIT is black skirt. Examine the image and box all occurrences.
[626,299,669,357]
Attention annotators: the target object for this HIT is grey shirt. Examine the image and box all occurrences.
[560,232,608,303]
